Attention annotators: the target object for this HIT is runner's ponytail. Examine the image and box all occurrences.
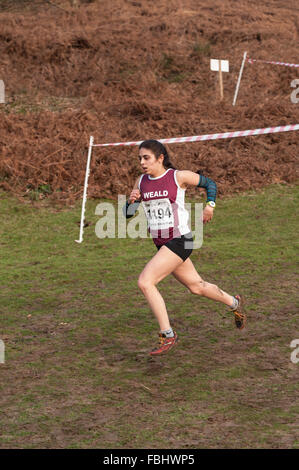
[139,140,176,170]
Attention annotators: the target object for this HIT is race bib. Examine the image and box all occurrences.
[142,198,174,230]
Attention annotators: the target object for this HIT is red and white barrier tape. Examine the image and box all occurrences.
[248,58,299,68]
[92,124,299,147]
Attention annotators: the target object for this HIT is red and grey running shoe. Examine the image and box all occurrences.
[233,295,246,329]
[149,331,178,356]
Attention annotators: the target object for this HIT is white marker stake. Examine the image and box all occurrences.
[0,80,5,104]
[75,135,94,244]
[210,59,229,101]
[219,64,223,101]
[0,339,4,364]
[233,51,247,106]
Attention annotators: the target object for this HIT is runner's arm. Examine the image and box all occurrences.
[129,177,142,203]
[176,170,217,202]
[123,177,142,219]
[176,170,217,223]
[196,172,217,203]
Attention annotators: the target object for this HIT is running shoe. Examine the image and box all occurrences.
[149,331,178,356]
[233,295,246,329]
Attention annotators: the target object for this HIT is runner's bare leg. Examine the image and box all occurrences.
[138,246,183,331]
[172,258,235,306]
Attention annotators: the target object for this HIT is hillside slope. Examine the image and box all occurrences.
[0,0,298,202]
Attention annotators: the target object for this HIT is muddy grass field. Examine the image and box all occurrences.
[0,184,298,449]
[0,0,298,450]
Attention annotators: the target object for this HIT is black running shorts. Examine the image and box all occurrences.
[156,232,193,262]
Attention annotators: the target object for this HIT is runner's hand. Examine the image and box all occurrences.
[129,189,141,203]
[203,205,214,224]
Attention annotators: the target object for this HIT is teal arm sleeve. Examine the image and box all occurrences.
[123,200,140,219]
[196,171,217,202]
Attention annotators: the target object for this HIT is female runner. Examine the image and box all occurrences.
[125,140,246,356]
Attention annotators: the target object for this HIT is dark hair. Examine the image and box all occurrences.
[139,140,176,169]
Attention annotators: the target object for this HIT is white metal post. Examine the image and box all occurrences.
[75,135,94,243]
[232,51,247,106]
[0,339,4,364]
[219,62,223,101]
[0,80,5,104]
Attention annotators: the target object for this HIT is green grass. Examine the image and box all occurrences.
[0,184,298,449]
[2,90,84,115]
[192,41,212,57]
